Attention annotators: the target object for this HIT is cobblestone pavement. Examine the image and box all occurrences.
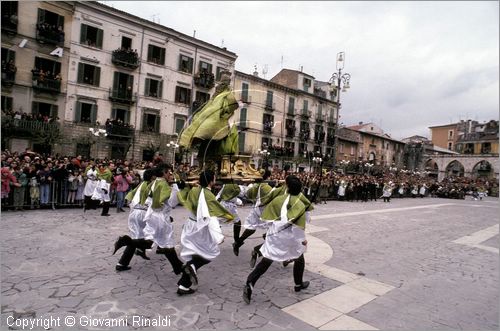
[1,196,498,330]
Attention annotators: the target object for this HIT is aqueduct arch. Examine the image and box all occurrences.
[424,155,499,181]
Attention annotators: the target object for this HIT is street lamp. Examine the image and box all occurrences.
[257,146,271,169]
[167,140,179,168]
[329,52,351,170]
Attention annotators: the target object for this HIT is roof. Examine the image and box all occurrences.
[271,68,315,80]
[428,145,459,155]
[428,123,458,129]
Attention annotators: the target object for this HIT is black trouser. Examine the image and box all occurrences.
[84,195,96,210]
[247,254,305,287]
[118,239,153,266]
[177,255,210,288]
[101,201,110,215]
[233,221,242,242]
[236,228,256,246]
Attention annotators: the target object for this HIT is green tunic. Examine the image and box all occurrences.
[261,194,308,230]
[218,183,241,201]
[177,186,234,221]
[125,181,150,205]
[147,178,172,209]
[246,182,286,206]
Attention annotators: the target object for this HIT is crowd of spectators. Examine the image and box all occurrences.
[112,47,139,66]
[1,149,497,211]
[36,22,64,43]
[1,60,17,81]
[2,109,59,124]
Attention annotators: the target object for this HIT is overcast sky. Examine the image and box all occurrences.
[103,1,499,140]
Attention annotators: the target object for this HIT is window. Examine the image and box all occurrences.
[299,143,307,155]
[112,72,134,99]
[121,36,132,50]
[34,57,61,76]
[1,95,13,112]
[448,130,454,140]
[330,88,337,101]
[195,91,210,104]
[1,47,15,63]
[175,86,191,105]
[75,100,97,124]
[263,114,274,132]
[36,9,64,44]
[239,107,247,128]
[80,24,103,49]
[447,142,453,151]
[175,116,186,134]
[179,54,193,73]
[198,61,212,73]
[303,77,311,92]
[111,108,130,124]
[1,48,16,83]
[32,101,58,118]
[147,44,165,65]
[1,1,18,32]
[262,137,272,149]
[265,90,273,108]
[303,99,308,111]
[142,109,160,133]
[350,146,355,155]
[481,142,491,154]
[144,78,162,98]
[241,82,249,102]
[216,66,225,81]
[142,149,154,162]
[339,143,344,154]
[318,104,323,118]
[238,132,246,153]
[77,63,100,86]
[288,97,295,114]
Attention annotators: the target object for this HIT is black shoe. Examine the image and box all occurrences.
[183,264,198,289]
[135,249,150,260]
[120,208,126,212]
[283,260,291,267]
[101,213,111,217]
[115,264,131,272]
[250,249,258,268]
[294,281,310,292]
[113,235,131,255]
[169,216,174,223]
[232,242,242,256]
[177,287,195,296]
[243,283,252,304]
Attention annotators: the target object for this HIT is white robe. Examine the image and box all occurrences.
[260,195,306,262]
[127,182,151,239]
[91,179,110,202]
[337,184,346,197]
[83,169,98,197]
[180,189,224,262]
[382,186,392,198]
[243,184,266,230]
[142,180,180,248]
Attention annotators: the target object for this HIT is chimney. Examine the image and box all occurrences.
[358,121,363,125]
[300,66,303,72]
[253,70,259,77]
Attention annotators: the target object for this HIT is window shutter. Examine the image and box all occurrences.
[160,48,166,65]
[154,114,160,132]
[55,62,61,75]
[125,110,130,124]
[57,15,64,29]
[238,132,245,153]
[127,75,134,90]
[178,54,183,71]
[77,63,84,83]
[75,101,82,122]
[188,58,193,73]
[186,89,191,104]
[111,108,116,120]
[112,72,119,91]
[144,78,150,96]
[175,86,180,102]
[51,105,58,119]
[80,24,87,44]
[90,104,97,124]
[240,107,247,122]
[37,9,45,24]
[94,66,100,86]
[158,80,163,98]
[96,28,103,49]
[208,63,213,73]
[147,45,153,62]
[32,102,38,116]
[142,112,148,131]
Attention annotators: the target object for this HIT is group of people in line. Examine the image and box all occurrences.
[111,165,312,302]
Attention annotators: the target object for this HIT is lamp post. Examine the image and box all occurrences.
[329,52,351,170]
[166,140,179,168]
[257,145,271,170]
[89,127,107,159]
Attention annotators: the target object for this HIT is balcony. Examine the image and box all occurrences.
[32,73,61,94]
[105,124,134,139]
[327,116,335,125]
[316,114,325,123]
[1,65,16,87]
[36,24,64,45]
[300,109,311,118]
[327,135,335,145]
[263,121,273,134]
[194,70,215,89]
[287,108,296,117]
[2,118,60,139]
[112,49,139,69]
[109,88,136,105]
[239,93,251,104]
[264,102,275,112]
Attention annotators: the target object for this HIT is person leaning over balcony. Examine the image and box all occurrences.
[243,176,311,304]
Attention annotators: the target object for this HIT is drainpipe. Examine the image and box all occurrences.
[132,26,145,161]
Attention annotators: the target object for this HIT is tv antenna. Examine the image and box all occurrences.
[151,14,160,24]
[262,64,268,79]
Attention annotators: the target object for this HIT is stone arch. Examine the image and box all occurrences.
[471,160,494,179]
[424,159,439,179]
[445,160,465,177]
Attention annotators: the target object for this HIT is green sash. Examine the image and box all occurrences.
[218,183,241,201]
[261,194,307,230]
[147,179,172,209]
[177,186,234,221]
